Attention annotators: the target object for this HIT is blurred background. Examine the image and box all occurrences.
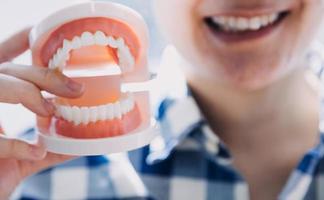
[0,0,166,135]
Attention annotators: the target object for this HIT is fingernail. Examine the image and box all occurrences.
[66,78,84,92]
[30,145,46,159]
[43,99,55,115]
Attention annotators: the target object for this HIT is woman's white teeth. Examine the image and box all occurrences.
[48,31,135,72]
[212,13,280,32]
[56,93,135,125]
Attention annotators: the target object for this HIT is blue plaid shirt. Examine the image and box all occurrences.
[13,44,324,200]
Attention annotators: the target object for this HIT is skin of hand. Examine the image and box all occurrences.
[0,28,84,199]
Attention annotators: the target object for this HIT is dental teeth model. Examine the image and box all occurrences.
[30,2,151,140]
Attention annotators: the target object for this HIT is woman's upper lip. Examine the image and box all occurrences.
[202,2,298,18]
[206,8,288,18]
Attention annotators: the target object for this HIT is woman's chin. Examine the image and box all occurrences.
[219,66,285,91]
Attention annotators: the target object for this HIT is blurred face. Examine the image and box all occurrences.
[153,0,324,90]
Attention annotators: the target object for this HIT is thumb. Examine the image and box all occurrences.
[20,153,76,179]
[0,135,46,160]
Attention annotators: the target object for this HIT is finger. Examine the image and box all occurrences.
[20,153,76,178]
[0,135,46,160]
[0,74,55,116]
[0,63,84,98]
[0,27,31,63]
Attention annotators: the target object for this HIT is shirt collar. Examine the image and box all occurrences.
[146,46,230,165]
[147,91,229,165]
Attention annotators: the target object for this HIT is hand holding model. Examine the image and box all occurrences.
[0,28,81,199]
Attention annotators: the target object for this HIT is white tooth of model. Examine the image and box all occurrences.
[90,107,98,122]
[72,36,82,50]
[81,107,90,124]
[94,31,108,46]
[107,36,117,48]
[98,105,106,121]
[81,31,95,46]
[72,106,81,125]
[106,104,114,120]
[114,102,122,119]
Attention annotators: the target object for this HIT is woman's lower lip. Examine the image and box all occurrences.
[205,17,285,43]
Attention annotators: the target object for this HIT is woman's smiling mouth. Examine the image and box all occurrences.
[204,10,291,43]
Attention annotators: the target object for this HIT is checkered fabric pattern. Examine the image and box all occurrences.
[12,43,324,200]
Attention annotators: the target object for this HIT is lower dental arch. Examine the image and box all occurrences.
[55,93,135,125]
